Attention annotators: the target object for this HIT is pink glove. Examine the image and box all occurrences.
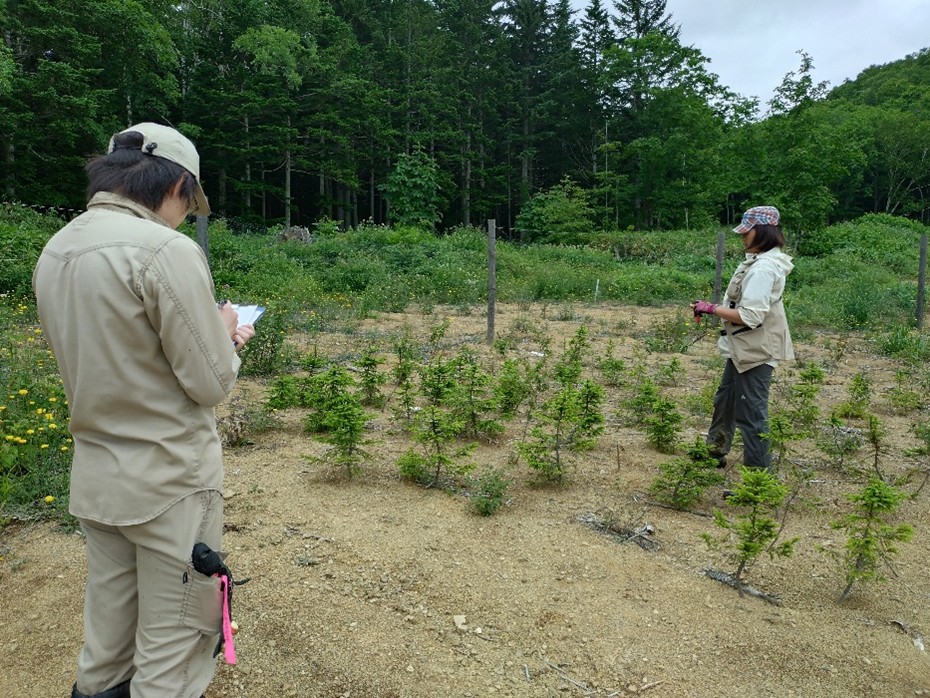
[692,300,717,322]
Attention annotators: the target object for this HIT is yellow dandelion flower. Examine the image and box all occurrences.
[60,446,69,452]
[49,423,57,429]
[26,429,34,435]
[44,495,54,503]
[40,444,49,449]
[4,435,13,441]
[48,397,57,402]
[18,389,27,395]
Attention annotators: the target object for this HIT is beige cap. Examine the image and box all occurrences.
[109,122,210,216]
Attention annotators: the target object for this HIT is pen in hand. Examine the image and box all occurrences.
[217,300,238,347]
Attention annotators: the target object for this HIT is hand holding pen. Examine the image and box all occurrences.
[217,300,256,350]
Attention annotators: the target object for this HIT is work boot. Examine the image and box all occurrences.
[71,679,131,698]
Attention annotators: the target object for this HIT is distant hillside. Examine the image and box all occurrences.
[827,46,930,108]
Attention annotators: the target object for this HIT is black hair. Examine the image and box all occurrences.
[750,224,786,253]
[85,131,196,213]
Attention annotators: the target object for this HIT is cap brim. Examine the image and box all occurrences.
[191,183,210,216]
[732,223,751,234]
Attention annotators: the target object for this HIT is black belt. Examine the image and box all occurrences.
[720,324,758,337]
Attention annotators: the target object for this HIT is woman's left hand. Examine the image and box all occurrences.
[232,324,256,350]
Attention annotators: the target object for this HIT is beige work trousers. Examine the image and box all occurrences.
[75,491,224,698]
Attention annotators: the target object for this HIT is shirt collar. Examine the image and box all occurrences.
[86,192,173,229]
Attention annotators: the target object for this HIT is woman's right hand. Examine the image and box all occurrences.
[218,301,239,337]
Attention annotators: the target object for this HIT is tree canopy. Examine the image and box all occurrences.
[1,0,928,234]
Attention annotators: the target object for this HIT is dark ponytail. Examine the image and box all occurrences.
[86,131,196,213]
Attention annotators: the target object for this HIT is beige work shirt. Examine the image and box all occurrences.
[33,192,240,525]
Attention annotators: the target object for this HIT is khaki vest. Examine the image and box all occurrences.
[721,255,794,373]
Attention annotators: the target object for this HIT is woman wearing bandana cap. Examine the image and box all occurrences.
[690,206,795,472]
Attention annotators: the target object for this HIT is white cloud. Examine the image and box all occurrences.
[571,0,930,104]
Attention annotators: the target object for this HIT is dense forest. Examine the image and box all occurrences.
[1,0,929,236]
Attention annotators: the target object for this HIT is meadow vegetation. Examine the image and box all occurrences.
[2,205,929,602]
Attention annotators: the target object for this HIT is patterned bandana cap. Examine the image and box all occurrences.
[733,205,780,234]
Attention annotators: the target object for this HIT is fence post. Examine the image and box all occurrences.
[196,215,210,268]
[713,230,725,304]
[918,234,928,330]
[487,219,496,345]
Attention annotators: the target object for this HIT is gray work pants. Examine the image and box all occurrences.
[76,491,224,698]
[706,359,774,470]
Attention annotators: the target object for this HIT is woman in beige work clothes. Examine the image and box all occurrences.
[33,123,255,698]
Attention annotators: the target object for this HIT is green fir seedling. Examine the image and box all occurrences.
[448,350,504,441]
[817,415,863,472]
[302,366,355,434]
[357,343,387,408]
[313,390,372,477]
[624,376,660,427]
[885,370,924,415]
[391,334,419,422]
[833,371,871,420]
[644,395,683,454]
[833,476,913,601]
[651,439,726,509]
[468,468,511,517]
[398,406,474,488]
[702,467,797,597]
[595,339,628,387]
[420,356,457,406]
[266,374,303,410]
[654,356,684,386]
[572,379,606,451]
[299,345,327,374]
[780,364,824,435]
[518,385,581,485]
[553,325,589,386]
[494,358,532,418]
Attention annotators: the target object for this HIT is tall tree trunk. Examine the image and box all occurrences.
[217,168,227,217]
[284,146,292,229]
[369,168,376,224]
[462,131,472,227]
[3,140,13,199]
[244,115,251,212]
[261,163,267,223]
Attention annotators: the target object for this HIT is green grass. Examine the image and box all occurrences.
[1,208,928,526]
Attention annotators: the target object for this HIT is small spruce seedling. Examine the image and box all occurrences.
[703,467,797,597]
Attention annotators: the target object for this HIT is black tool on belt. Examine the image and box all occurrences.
[191,542,250,658]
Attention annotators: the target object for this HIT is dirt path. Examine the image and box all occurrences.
[2,304,930,697]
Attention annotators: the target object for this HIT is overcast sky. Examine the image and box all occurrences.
[572,0,930,105]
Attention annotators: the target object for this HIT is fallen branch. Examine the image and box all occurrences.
[576,513,660,551]
[703,568,782,606]
[544,659,591,693]
[640,680,665,693]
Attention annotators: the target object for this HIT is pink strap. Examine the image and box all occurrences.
[219,575,237,664]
